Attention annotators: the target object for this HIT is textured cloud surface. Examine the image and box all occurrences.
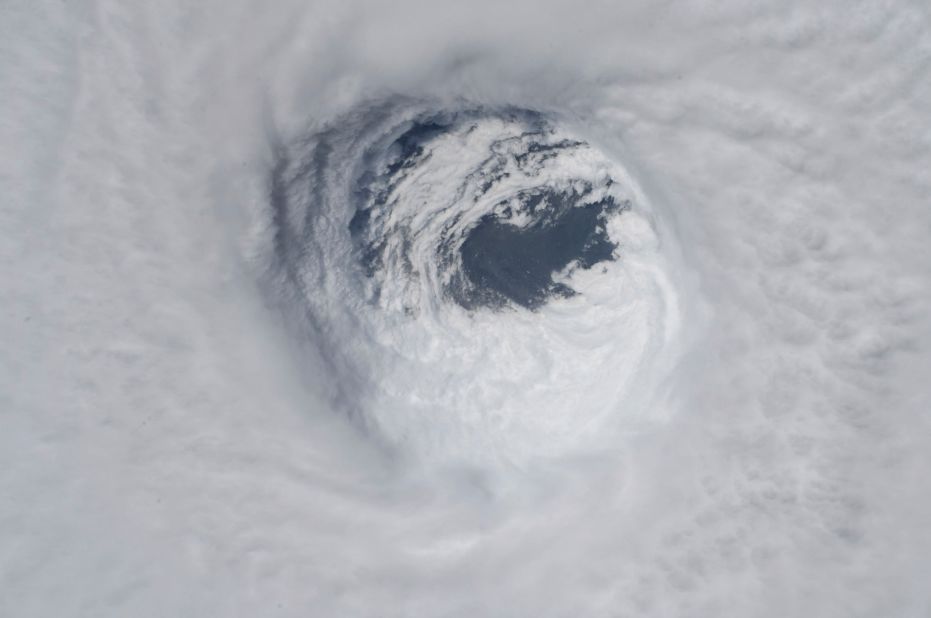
[2,1,930,616]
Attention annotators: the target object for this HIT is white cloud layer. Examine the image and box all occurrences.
[2,0,930,616]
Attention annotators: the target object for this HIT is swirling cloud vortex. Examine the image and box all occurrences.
[270,102,684,465]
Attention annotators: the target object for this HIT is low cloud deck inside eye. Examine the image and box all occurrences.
[348,111,626,312]
[455,190,622,310]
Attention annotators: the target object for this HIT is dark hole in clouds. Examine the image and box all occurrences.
[454,189,622,310]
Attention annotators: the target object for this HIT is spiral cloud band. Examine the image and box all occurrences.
[3,0,930,616]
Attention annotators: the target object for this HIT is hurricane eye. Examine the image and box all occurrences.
[453,187,623,310]
[268,102,682,465]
